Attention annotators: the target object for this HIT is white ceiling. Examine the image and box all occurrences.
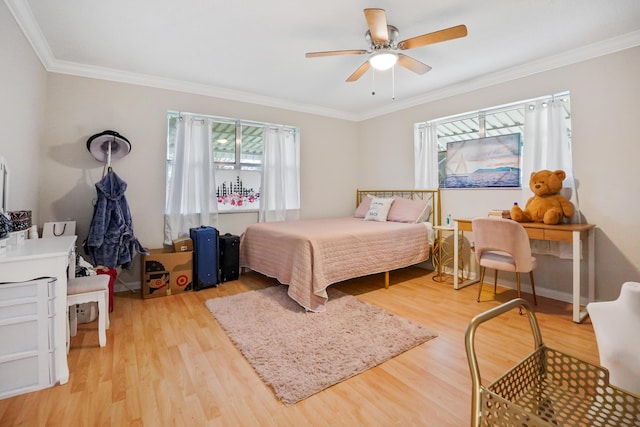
[7,0,640,121]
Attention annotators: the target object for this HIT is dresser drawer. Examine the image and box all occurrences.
[0,237,76,397]
[0,278,55,397]
[0,300,38,320]
[0,280,40,300]
[0,355,40,395]
[0,318,39,357]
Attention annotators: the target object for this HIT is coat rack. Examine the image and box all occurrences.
[86,130,131,172]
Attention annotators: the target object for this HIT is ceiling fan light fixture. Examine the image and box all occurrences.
[369,51,398,70]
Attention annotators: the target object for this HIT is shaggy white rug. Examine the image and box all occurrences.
[205,285,437,405]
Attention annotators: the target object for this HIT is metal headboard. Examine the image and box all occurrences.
[355,189,441,226]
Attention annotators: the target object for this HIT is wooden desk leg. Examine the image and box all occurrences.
[573,229,591,323]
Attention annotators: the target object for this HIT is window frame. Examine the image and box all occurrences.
[166,111,298,213]
[211,119,266,171]
[417,92,571,189]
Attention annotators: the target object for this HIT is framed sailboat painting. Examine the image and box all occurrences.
[444,133,521,188]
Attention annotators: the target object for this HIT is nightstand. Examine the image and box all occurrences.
[432,225,455,282]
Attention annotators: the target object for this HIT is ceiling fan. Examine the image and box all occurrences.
[305,8,467,82]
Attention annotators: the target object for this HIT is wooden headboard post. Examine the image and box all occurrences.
[355,189,442,226]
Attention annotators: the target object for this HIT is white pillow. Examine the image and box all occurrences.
[364,197,394,222]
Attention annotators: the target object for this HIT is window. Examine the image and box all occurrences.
[166,112,298,213]
[164,111,300,243]
[416,92,571,188]
[210,119,263,211]
[211,120,263,170]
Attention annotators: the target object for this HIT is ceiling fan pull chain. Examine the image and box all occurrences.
[392,66,396,100]
[371,68,376,96]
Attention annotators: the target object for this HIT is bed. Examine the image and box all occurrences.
[239,189,441,312]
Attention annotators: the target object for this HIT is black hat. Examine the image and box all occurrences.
[86,130,131,162]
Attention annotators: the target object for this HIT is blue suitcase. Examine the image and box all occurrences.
[189,226,219,290]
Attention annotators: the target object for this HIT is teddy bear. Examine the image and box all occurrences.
[510,169,575,225]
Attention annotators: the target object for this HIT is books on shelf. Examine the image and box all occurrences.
[488,209,511,219]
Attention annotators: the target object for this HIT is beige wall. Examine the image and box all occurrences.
[359,46,640,301]
[38,76,358,284]
[3,0,638,300]
[0,3,48,221]
[39,75,359,246]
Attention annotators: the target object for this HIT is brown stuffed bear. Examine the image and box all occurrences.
[511,169,575,225]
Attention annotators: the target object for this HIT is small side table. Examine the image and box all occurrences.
[432,225,455,282]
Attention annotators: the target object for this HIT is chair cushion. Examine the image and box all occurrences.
[479,250,537,273]
[480,251,516,272]
[67,275,110,295]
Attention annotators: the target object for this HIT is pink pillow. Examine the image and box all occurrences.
[387,197,431,223]
[354,195,373,218]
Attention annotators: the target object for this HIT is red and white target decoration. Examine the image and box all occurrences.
[176,275,189,287]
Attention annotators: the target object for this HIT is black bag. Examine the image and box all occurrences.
[219,233,240,282]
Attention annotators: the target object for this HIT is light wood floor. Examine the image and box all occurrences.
[0,268,600,426]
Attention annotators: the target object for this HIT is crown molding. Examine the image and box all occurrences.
[48,59,360,121]
[7,0,640,122]
[4,0,359,121]
[358,29,640,121]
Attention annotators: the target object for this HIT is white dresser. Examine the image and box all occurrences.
[0,236,76,399]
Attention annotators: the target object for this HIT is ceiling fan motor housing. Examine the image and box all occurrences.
[366,25,399,50]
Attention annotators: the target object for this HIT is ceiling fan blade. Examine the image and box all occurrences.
[397,54,432,75]
[305,49,368,58]
[346,61,371,82]
[364,8,389,44]
[398,24,468,50]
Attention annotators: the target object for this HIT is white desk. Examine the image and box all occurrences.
[0,236,76,396]
[453,219,595,323]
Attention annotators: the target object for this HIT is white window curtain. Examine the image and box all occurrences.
[259,126,300,222]
[522,96,580,223]
[413,123,439,189]
[164,114,218,245]
[523,96,579,258]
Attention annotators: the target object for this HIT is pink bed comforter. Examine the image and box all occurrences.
[239,217,432,312]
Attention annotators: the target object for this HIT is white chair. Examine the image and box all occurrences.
[42,220,111,349]
[472,217,538,304]
[67,274,110,348]
[587,281,640,395]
